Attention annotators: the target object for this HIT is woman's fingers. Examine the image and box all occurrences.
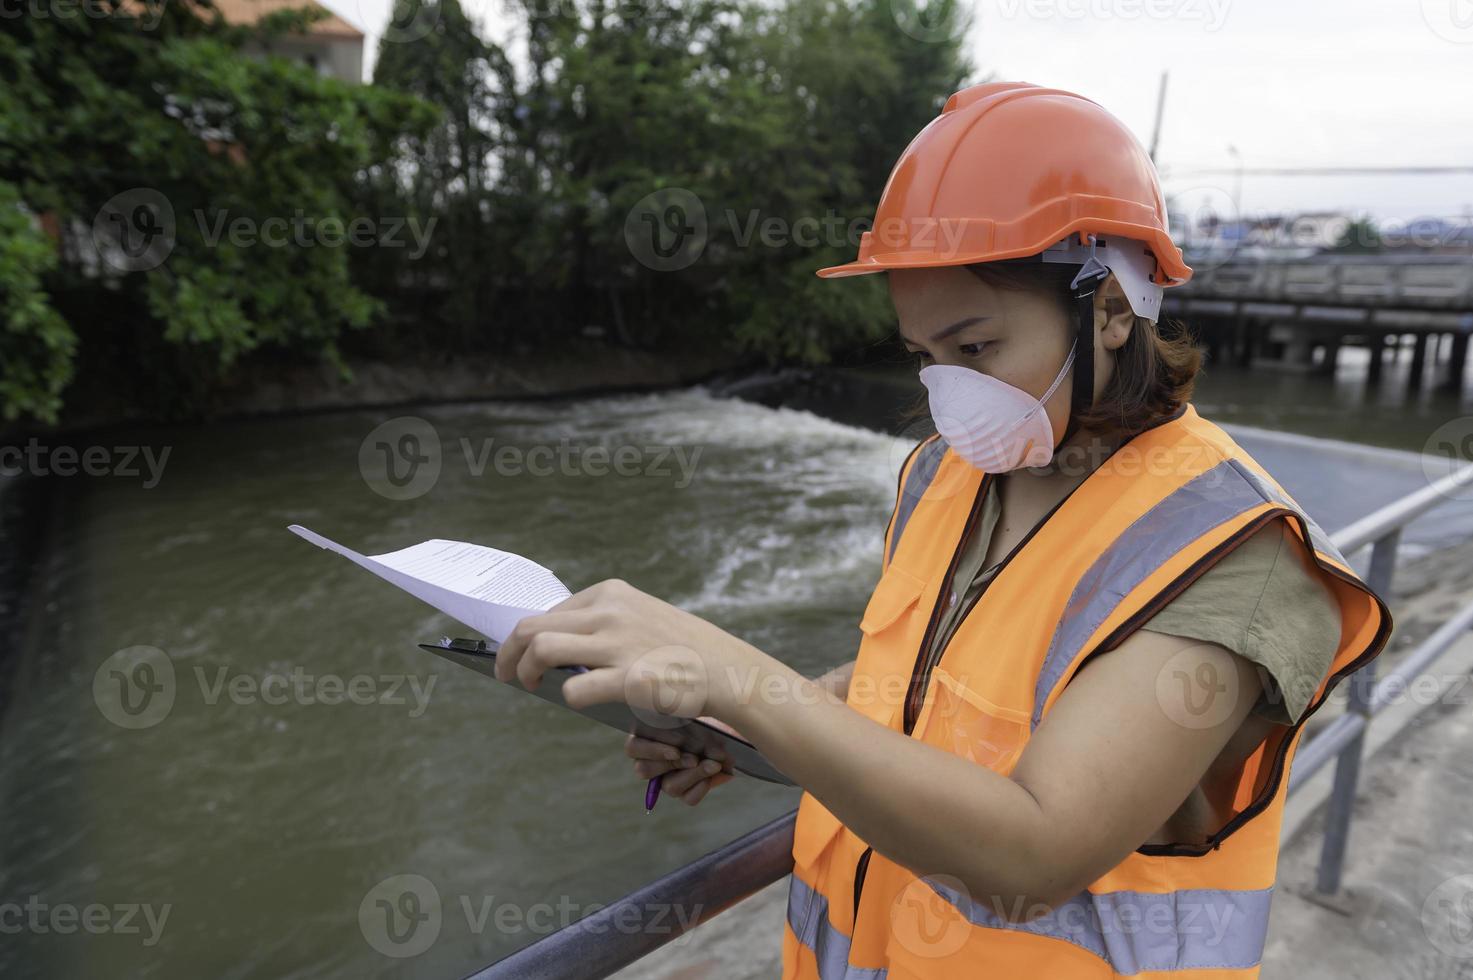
[623,733,681,762]
[681,772,733,806]
[633,759,678,779]
[511,631,605,691]
[494,610,603,684]
[660,758,724,798]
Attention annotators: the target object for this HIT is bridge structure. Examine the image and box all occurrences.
[1161,252,1473,394]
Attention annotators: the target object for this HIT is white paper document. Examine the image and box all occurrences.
[288,525,571,641]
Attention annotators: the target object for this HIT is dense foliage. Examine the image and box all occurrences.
[0,0,972,422]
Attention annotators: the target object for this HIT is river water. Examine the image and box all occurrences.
[1,350,1470,978]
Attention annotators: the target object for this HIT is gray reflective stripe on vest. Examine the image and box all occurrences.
[925,878,1272,974]
[787,874,888,980]
[887,437,948,565]
[1224,457,1345,565]
[1031,456,1311,730]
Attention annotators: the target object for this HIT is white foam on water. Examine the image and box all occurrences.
[445,389,915,617]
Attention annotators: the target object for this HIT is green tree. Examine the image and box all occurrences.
[0,0,433,421]
[370,0,512,346]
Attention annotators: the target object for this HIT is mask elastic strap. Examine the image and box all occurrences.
[1059,234,1109,449]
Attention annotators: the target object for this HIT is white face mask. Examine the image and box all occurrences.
[917,340,1076,472]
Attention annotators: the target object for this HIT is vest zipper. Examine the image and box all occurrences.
[903,469,1100,734]
[901,474,993,734]
[851,846,874,925]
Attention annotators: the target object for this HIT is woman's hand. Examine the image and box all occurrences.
[624,717,740,806]
[493,579,778,724]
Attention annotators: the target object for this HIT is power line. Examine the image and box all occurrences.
[1164,165,1473,179]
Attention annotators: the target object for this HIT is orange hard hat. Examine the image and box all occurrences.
[815,81,1192,287]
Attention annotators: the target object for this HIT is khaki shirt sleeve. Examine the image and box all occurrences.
[1138,517,1343,726]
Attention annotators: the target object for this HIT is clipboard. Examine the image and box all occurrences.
[419,637,796,786]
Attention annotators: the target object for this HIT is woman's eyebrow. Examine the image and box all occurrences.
[897,314,994,347]
[929,315,993,342]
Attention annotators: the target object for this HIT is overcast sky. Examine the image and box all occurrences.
[319,0,1473,226]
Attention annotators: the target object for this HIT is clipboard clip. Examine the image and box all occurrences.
[437,635,497,656]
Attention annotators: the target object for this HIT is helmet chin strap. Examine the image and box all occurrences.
[1055,238,1110,453]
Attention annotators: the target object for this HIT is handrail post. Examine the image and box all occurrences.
[1314,528,1399,895]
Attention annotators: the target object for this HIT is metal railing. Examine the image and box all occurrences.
[473,460,1473,979]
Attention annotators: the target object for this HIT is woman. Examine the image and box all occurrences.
[495,82,1392,978]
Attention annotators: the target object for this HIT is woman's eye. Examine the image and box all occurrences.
[909,349,933,364]
[958,341,990,357]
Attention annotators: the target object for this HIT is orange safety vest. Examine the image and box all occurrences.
[783,403,1392,979]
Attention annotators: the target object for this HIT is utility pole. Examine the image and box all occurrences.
[1148,71,1168,163]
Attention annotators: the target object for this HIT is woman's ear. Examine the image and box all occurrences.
[1095,274,1135,352]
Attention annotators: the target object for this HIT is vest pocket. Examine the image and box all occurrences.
[859,564,927,635]
[916,667,1030,776]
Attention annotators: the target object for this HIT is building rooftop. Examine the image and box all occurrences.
[211,0,364,39]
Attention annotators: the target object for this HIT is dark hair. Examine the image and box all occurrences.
[898,257,1201,438]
